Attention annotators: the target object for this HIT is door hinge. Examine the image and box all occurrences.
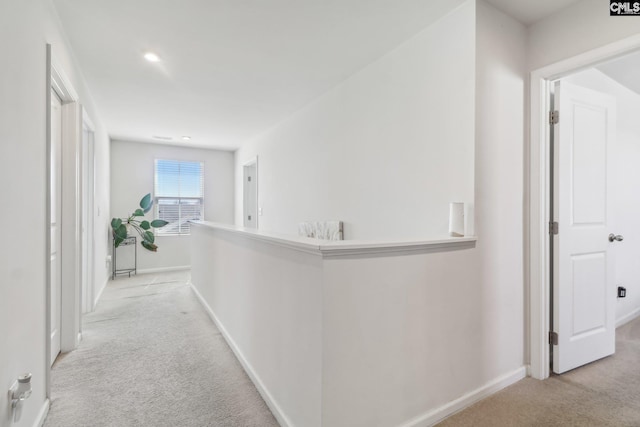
[549,331,558,345]
[549,221,559,235]
[549,110,559,124]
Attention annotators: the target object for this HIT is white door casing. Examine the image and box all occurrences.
[48,53,82,375]
[552,81,617,374]
[81,119,95,313]
[50,90,63,366]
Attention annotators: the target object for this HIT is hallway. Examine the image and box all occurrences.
[44,271,278,427]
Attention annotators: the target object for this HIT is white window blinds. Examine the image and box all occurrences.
[154,159,204,235]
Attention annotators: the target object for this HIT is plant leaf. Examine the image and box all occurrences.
[150,219,169,228]
[141,241,158,252]
[111,218,122,230]
[115,224,128,240]
[143,199,154,214]
[140,221,150,230]
[133,209,144,217]
[140,193,152,211]
[114,235,124,247]
[143,231,155,244]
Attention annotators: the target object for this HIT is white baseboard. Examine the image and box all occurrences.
[617,307,640,328]
[399,366,527,427]
[136,265,190,275]
[94,277,108,308]
[190,283,292,427]
[34,399,50,427]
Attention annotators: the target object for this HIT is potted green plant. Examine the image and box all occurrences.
[111,193,168,252]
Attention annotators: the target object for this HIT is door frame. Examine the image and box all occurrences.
[46,45,83,392]
[528,34,640,380]
[243,156,259,229]
[81,111,96,314]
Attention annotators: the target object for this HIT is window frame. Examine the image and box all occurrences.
[153,159,205,236]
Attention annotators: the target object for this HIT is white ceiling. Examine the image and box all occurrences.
[52,0,467,150]
[597,51,640,95]
[484,0,583,25]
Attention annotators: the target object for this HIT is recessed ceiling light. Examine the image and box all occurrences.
[144,52,161,62]
[181,136,191,141]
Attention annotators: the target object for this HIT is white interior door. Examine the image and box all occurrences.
[243,161,258,229]
[552,81,617,374]
[50,90,63,365]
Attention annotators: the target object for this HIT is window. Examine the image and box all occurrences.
[154,159,204,235]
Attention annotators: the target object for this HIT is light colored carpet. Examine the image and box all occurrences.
[439,317,640,426]
[44,271,279,427]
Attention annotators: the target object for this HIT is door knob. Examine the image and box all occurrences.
[609,233,624,242]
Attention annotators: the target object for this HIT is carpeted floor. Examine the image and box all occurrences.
[44,271,279,427]
[44,270,640,427]
[439,317,640,426]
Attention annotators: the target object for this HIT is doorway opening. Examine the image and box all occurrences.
[529,34,640,380]
[50,88,62,366]
[46,46,83,381]
[243,157,258,229]
[549,74,618,374]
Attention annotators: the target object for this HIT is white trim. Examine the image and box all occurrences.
[59,100,82,353]
[398,366,527,427]
[192,221,477,258]
[50,57,79,102]
[319,238,476,258]
[528,34,640,380]
[45,43,52,400]
[82,108,95,132]
[136,265,191,275]
[94,277,108,308]
[616,307,640,328]
[80,113,96,314]
[190,283,292,427]
[33,399,50,427]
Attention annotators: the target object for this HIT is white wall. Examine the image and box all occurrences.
[0,1,110,426]
[471,0,528,388]
[192,222,511,427]
[191,225,324,427]
[234,1,475,240]
[218,1,528,424]
[93,114,111,304]
[110,140,235,272]
[528,0,640,71]
[320,247,512,427]
[563,68,640,326]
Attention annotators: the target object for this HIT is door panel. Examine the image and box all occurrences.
[553,81,616,374]
[50,90,62,366]
[571,253,606,335]
[243,162,258,229]
[572,104,607,224]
